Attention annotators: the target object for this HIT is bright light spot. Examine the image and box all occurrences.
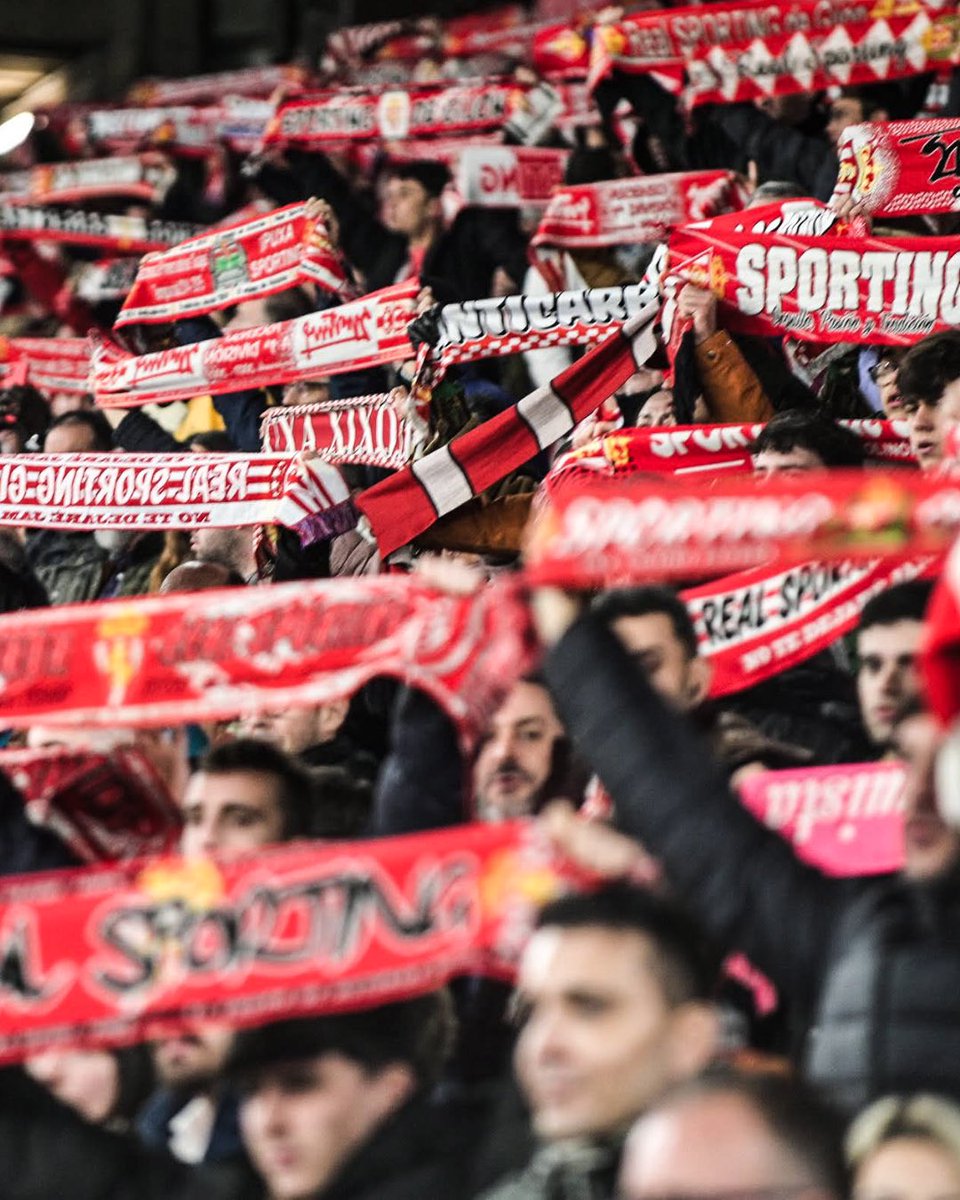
[0,112,35,156]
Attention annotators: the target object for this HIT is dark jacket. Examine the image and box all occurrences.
[544,614,960,1114]
[0,1072,462,1200]
[25,530,108,606]
[137,1089,244,1166]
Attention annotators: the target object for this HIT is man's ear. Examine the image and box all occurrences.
[687,656,712,708]
[667,1002,720,1077]
[369,1063,417,1123]
[316,697,350,741]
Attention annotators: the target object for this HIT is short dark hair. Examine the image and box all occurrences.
[388,160,451,199]
[44,408,114,453]
[535,883,718,1005]
[750,410,865,468]
[858,579,934,638]
[0,384,50,446]
[649,1068,848,1198]
[591,586,698,660]
[898,331,960,407]
[196,737,316,840]
[838,84,893,122]
[188,430,236,452]
[226,991,456,1091]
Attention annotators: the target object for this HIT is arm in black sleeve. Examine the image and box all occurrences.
[372,686,467,835]
[0,1067,247,1200]
[692,104,838,199]
[543,613,845,1009]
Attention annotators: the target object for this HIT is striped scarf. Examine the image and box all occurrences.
[357,304,659,557]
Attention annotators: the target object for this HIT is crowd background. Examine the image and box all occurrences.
[2,1,960,1199]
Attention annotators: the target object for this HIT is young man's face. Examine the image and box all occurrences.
[240,1053,410,1200]
[753,444,825,478]
[512,925,715,1142]
[382,176,437,241]
[856,619,925,749]
[153,1025,234,1093]
[871,357,906,419]
[472,682,565,821]
[826,96,865,146]
[180,769,286,861]
[610,612,708,712]
[904,376,960,471]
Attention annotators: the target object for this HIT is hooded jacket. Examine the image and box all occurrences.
[544,614,960,1113]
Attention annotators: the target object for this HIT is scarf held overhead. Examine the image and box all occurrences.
[532,171,746,252]
[261,396,413,469]
[0,821,575,1062]
[116,202,351,327]
[0,574,533,734]
[358,303,660,556]
[0,452,352,535]
[667,203,960,345]
[526,469,960,585]
[0,154,176,206]
[589,0,960,106]
[0,204,204,253]
[93,280,417,407]
[832,117,960,217]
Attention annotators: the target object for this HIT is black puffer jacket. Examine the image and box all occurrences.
[544,614,960,1114]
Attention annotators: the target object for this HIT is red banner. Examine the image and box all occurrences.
[0,337,91,395]
[832,117,960,217]
[0,574,533,735]
[260,396,413,469]
[667,203,960,346]
[590,0,960,106]
[739,760,906,876]
[686,555,937,696]
[116,203,351,328]
[0,155,176,206]
[0,452,346,532]
[0,204,204,253]
[266,81,527,144]
[94,280,417,408]
[449,143,568,207]
[0,821,574,1061]
[525,470,960,586]
[533,171,746,251]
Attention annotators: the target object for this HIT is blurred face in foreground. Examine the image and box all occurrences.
[240,1053,412,1200]
[893,712,958,881]
[512,925,716,1142]
[856,619,925,749]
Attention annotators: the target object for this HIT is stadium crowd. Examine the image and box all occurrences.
[4,2,960,1198]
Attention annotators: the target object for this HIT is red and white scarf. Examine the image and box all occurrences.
[0,452,353,538]
[358,303,660,556]
[261,396,413,469]
[265,80,530,144]
[0,337,92,395]
[527,469,960,586]
[116,202,352,328]
[0,154,176,206]
[93,279,418,408]
[388,141,569,208]
[427,281,659,380]
[0,746,180,863]
[532,171,746,252]
[0,573,533,736]
[128,64,309,106]
[589,0,960,106]
[0,821,577,1062]
[687,554,938,697]
[0,204,204,253]
[833,117,960,218]
[667,201,960,346]
[551,420,915,479]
